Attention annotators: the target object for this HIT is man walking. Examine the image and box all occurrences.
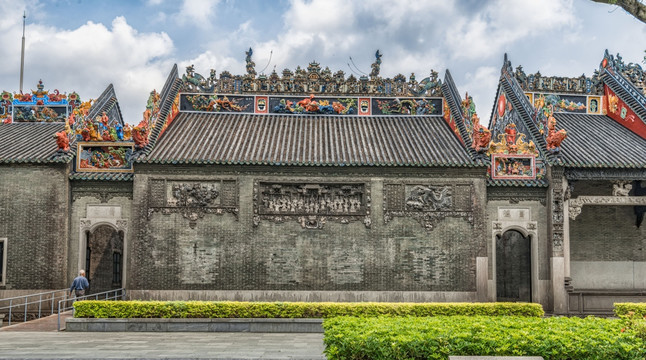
[69,269,89,299]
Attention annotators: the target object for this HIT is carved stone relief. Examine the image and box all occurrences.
[72,190,132,203]
[612,181,632,197]
[253,182,370,229]
[147,179,238,228]
[384,183,474,231]
[568,195,646,220]
[487,189,548,206]
[551,170,565,255]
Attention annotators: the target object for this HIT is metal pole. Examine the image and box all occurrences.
[8,299,12,326]
[50,293,54,315]
[19,11,26,93]
[23,297,27,322]
[38,294,42,319]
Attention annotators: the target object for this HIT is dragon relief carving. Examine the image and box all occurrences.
[384,184,474,231]
[405,185,452,211]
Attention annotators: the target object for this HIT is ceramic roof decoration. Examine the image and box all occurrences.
[135,49,485,169]
[0,80,82,124]
[486,50,646,184]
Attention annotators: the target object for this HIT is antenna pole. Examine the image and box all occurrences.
[19,11,26,93]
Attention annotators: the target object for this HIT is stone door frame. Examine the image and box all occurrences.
[492,207,539,304]
[78,205,128,289]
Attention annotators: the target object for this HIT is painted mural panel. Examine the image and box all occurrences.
[77,142,134,172]
[491,154,536,180]
[605,85,646,140]
[179,93,442,116]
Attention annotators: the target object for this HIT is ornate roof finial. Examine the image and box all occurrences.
[370,50,382,79]
[245,47,256,78]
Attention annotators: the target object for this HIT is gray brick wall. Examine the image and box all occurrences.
[0,164,70,289]
[130,165,487,292]
[570,181,646,262]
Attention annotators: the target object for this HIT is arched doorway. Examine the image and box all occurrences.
[85,225,123,294]
[496,230,531,302]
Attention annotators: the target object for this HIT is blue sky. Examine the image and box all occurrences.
[0,0,645,123]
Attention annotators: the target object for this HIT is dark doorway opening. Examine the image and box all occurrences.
[496,230,531,302]
[86,226,123,294]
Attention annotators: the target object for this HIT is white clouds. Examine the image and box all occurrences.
[446,0,577,60]
[1,0,644,126]
[460,66,500,124]
[177,0,220,28]
[0,9,174,124]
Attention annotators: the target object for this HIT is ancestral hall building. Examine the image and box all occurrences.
[0,50,644,314]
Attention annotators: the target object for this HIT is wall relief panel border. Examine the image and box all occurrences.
[252,181,371,229]
[384,182,474,231]
[147,178,238,228]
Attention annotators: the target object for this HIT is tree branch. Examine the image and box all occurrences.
[592,0,646,24]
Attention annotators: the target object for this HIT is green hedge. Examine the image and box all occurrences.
[73,301,544,318]
[615,302,646,317]
[323,315,646,360]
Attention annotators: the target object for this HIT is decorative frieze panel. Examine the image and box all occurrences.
[180,93,443,117]
[568,195,646,220]
[72,184,133,203]
[384,183,474,231]
[147,179,238,228]
[252,182,371,229]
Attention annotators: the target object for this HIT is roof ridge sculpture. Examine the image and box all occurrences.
[180,48,443,97]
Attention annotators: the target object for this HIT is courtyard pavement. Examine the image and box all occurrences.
[0,314,327,359]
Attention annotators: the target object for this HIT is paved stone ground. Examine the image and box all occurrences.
[0,313,326,359]
[0,331,326,359]
[0,311,72,332]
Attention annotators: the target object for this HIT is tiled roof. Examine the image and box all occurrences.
[0,123,74,164]
[88,84,124,125]
[555,113,646,168]
[487,179,549,187]
[138,64,182,157]
[442,69,479,158]
[141,113,480,167]
[69,172,133,181]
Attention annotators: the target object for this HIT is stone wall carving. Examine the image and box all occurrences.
[551,169,565,255]
[487,187,547,205]
[569,195,646,220]
[253,182,370,229]
[72,184,133,203]
[384,183,474,231]
[147,179,238,228]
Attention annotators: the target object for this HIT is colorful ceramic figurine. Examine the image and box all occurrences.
[54,131,70,152]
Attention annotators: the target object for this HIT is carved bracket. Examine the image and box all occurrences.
[569,195,646,220]
[253,181,371,229]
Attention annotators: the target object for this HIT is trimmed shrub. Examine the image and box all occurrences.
[73,301,544,319]
[615,302,646,317]
[323,315,646,360]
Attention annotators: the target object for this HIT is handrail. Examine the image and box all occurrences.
[0,289,68,327]
[57,288,126,331]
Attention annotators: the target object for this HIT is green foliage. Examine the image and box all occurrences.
[73,301,543,319]
[322,315,646,360]
[615,303,646,341]
[615,302,646,317]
